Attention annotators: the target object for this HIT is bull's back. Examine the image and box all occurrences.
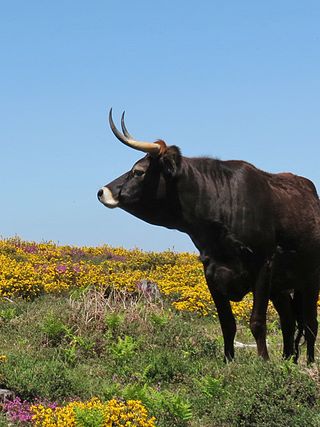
[268,172,320,255]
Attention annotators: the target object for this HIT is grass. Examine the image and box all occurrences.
[0,289,319,426]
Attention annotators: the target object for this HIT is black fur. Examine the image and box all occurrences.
[100,146,320,363]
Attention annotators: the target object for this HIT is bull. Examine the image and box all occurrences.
[98,109,320,363]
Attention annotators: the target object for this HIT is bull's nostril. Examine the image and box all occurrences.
[97,187,118,208]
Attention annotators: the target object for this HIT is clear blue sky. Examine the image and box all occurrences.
[1,1,320,252]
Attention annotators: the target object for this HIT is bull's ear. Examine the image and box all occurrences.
[160,145,182,179]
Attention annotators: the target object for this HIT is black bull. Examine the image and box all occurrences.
[98,110,320,363]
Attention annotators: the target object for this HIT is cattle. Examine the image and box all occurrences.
[98,109,320,363]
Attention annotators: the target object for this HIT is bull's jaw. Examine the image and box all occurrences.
[98,187,119,209]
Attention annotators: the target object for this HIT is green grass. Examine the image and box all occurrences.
[0,290,319,426]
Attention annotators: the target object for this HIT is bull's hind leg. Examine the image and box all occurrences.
[292,291,304,363]
[271,292,295,360]
[250,261,271,360]
[303,286,319,364]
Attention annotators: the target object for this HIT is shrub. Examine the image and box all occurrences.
[111,335,137,360]
[0,354,72,400]
[143,351,189,384]
[211,359,320,427]
[41,313,69,346]
[30,398,156,427]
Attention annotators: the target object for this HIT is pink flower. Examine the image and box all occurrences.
[56,265,67,274]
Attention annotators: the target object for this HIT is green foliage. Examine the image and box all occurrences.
[122,382,151,403]
[0,306,18,322]
[197,337,219,358]
[0,414,10,427]
[0,354,72,400]
[74,407,105,427]
[146,388,193,426]
[149,312,170,327]
[111,383,193,426]
[102,382,122,401]
[105,312,125,331]
[41,313,68,345]
[0,293,318,427]
[60,333,95,367]
[61,341,78,366]
[207,359,320,427]
[111,335,137,360]
[143,351,189,383]
[160,391,193,423]
[198,375,224,398]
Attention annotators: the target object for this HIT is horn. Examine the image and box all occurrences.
[108,108,164,156]
[121,111,133,139]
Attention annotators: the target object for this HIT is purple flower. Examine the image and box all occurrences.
[33,397,58,410]
[3,397,32,423]
[62,248,86,259]
[104,251,126,262]
[3,397,59,423]
[56,265,67,273]
[23,244,38,254]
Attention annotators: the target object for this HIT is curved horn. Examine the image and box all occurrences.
[108,108,163,156]
[121,111,133,139]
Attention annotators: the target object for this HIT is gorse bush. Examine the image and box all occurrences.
[0,238,283,320]
[30,398,156,427]
[74,406,105,427]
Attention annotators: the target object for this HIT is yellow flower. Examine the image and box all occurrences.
[0,237,305,320]
[31,397,156,427]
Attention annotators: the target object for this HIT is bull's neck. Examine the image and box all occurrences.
[178,157,233,231]
[122,180,185,231]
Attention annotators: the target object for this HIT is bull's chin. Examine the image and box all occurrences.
[103,201,119,209]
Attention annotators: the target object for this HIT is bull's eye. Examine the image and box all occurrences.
[132,169,145,177]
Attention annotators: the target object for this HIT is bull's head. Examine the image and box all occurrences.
[97,109,182,227]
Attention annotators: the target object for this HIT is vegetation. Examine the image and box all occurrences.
[0,238,319,426]
[0,237,264,318]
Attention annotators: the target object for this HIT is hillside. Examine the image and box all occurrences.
[0,238,319,426]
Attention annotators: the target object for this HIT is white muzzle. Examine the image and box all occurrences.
[98,187,119,208]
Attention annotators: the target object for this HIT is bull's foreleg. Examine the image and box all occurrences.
[270,292,295,360]
[211,289,237,362]
[202,257,237,361]
[250,261,271,360]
